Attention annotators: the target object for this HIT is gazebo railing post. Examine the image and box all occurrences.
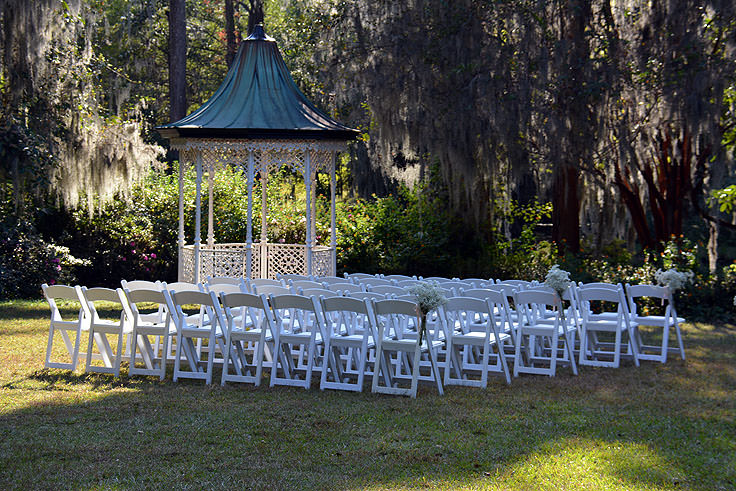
[194,153,203,283]
[245,149,254,279]
[177,156,185,281]
[330,151,337,276]
[305,149,313,276]
[260,165,268,278]
[207,161,215,248]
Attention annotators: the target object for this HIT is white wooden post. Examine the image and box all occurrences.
[194,154,203,283]
[245,150,254,279]
[207,161,215,248]
[330,152,337,276]
[260,167,268,278]
[177,157,186,281]
[305,150,312,276]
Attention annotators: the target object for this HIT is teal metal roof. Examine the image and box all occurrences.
[157,25,358,141]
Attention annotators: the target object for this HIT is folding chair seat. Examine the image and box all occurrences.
[442,296,511,387]
[79,286,132,377]
[625,284,685,363]
[325,282,364,295]
[122,288,175,380]
[577,286,640,368]
[513,290,577,377]
[269,294,325,389]
[42,284,86,371]
[368,285,407,297]
[170,290,227,384]
[220,292,274,386]
[370,299,444,398]
[319,296,376,392]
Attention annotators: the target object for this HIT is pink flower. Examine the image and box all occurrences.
[150,253,157,259]
[49,279,56,285]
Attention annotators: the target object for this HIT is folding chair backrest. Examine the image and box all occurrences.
[625,284,671,315]
[321,296,373,338]
[357,277,395,287]
[372,299,421,340]
[220,292,272,329]
[420,276,452,282]
[269,294,322,335]
[123,289,169,323]
[460,288,506,305]
[207,276,242,286]
[290,280,325,291]
[317,276,351,285]
[300,288,341,298]
[459,278,493,288]
[345,273,376,280]
[43,284,82,320]
[206,283,244,295]
[368,285,406,296]
[121,280,162,291]
[382,274,417,281]
[349,291,386,302]
[253,284,292,296]
[514,289,560,324]
[579,287,624,304]
[279,273,312,281]
[395,279,421,288]
[438,280,473,291]
[325,282,364,294]
[165,282,203,293]
[579,282,620,290]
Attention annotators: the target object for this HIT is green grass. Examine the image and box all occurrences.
[1,299,734,490]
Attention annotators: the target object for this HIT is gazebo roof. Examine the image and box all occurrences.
[157,25,358,141]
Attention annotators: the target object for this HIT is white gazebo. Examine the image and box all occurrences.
[157,25,358,281]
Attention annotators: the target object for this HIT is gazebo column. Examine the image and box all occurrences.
[304,151,313,276]
[207,162,215,248]
[177,157,185,281]
[194,154,203,283]
[330,152,337,276]
[245,150,254,279]
[260,167,268,278]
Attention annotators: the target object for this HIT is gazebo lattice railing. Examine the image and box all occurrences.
[174,138,344,282]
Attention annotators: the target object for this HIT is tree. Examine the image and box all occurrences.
[168,0,187,122]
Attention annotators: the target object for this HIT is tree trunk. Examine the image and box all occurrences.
[246,0,264,36]
[225,0,237,67]
[168,0,186,123]
[552,164,581,254]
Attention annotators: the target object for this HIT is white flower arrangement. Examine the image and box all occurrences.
[544,265,571,299]
[654,268,693,291]
[407,281,447,344]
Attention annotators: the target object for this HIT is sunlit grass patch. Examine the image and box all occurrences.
[0,300,734,489]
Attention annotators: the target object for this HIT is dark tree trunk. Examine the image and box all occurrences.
[552,164,581,253]
[225,0,237,67]
[246,0,264,36]
[168,0,186,123]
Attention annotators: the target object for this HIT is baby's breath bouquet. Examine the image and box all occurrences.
[544,265,571,321]
[407,281,447,344]
[654,268,693,291]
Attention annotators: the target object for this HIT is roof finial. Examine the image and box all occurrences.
[246,24,273,42]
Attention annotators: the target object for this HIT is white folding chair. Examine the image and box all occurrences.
[357,277,395,288]
[319,296,376,392]
[370,299,444,398]
[220,292,274,386]
[513,290,578,377]
[578,286,640,368]
[300,287,341,299]
[269,294,325,389]
[626,284,686,363]
[348,291,387,302]
[170,290,227,384]
[79,286,131,377]
[381,274,417,281]
[344,272,377,280]
[123,288,175,380]
[278,273,312,282]
[42,284,86,371]
[290,280,327,292]
[318,276,354,286]
[442,296,511,387]
[252,284,292,296]
[459,287,518,355]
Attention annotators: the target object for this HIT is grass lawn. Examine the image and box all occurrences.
[1,299,734,490]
